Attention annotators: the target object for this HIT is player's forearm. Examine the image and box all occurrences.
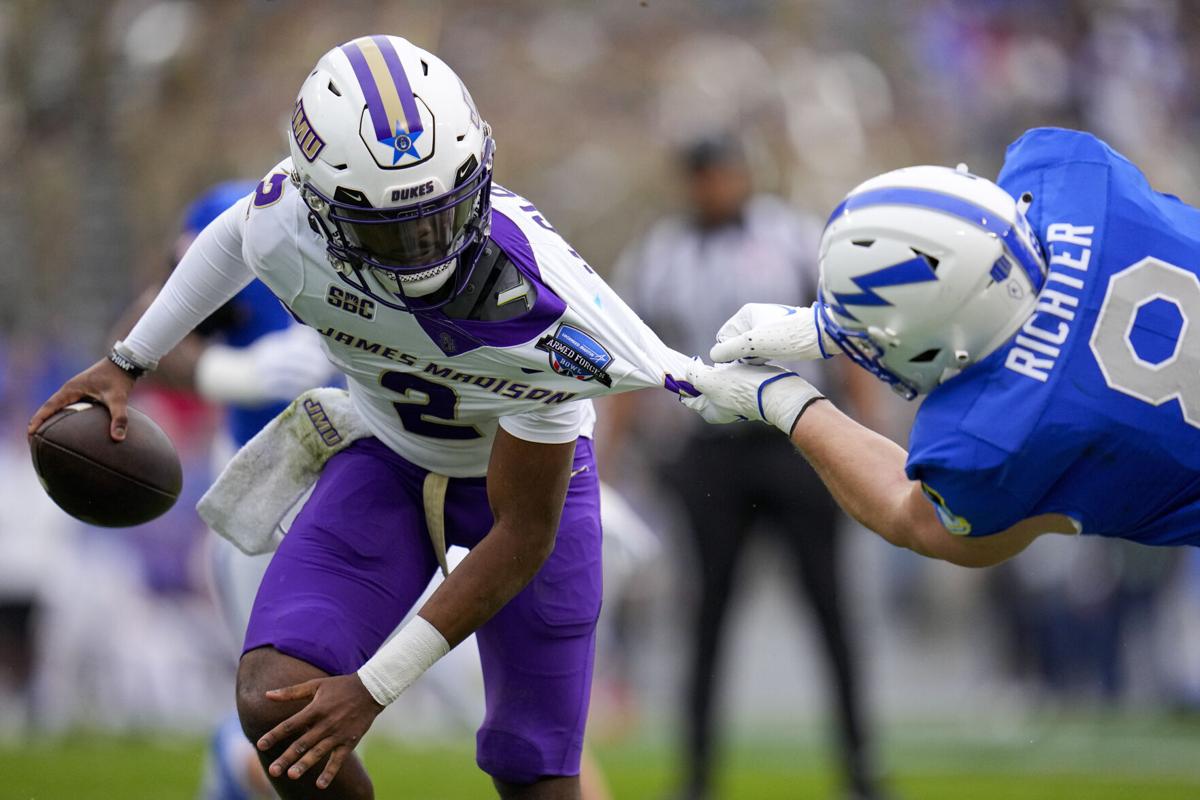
[790,402,1050,566]
[418,430,572,647]
[789,400,923,551]
[356,432,573,708]
[418,519,556,647]
[123,203,253,366]
[354,519,555,708]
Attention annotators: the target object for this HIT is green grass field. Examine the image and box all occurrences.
[3,715,1199,799]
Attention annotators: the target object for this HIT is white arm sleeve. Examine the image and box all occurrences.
[122,198,255,366]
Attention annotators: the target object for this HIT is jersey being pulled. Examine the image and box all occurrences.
[906,128,1200,545]
[241,161,692,477]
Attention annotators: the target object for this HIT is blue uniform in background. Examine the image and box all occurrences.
[215,279,292,445]
[187,182,309,800]
[907,128,1200,545]
[183,182,292,446]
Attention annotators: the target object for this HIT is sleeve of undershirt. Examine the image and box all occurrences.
[499,400,589,445]
[122,197,255,365]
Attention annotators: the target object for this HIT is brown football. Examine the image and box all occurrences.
[30,402,183,527]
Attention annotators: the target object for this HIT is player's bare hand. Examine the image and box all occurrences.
[258,674,383,790]
[27,358,135,442]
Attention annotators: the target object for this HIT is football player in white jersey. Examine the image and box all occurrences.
[29,35,693,800]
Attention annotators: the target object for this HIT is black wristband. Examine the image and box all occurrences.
[108,348,147,380]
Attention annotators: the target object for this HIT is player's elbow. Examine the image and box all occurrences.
[898,518,1009,568]
[528,524,558,567]
[934,546,1010,569]
[498,513,560,572]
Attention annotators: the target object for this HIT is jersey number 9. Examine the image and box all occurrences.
[1090,256,1200,428]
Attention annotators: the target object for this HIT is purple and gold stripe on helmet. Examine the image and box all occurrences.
[341,36,423,143]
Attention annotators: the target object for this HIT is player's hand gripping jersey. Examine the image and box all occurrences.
[146,164,693,477]
[908,128,1200,545]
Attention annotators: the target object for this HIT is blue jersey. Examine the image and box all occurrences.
[906,128,1200,546]
[182,181,297,447]
[219,280,293,446]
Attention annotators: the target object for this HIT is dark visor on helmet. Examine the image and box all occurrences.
[305,138,494,277]
[331,182,479,269]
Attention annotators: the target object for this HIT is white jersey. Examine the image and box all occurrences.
[234,160,690,476]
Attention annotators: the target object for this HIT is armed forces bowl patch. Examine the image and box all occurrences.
[536,324,613,386]
[921,482,972,536]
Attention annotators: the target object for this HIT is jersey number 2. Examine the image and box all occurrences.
[381,371,482,440]
[1090,256,1200,428]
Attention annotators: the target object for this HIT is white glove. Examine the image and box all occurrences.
[196,325,334,405]
[683,360,825,434]
[709,302,837,363]
[680,391,750,425]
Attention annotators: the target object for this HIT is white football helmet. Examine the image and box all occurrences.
[287,35,494,310]
[817,165,1047,399]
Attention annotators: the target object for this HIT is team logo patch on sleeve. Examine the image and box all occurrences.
[536,324,613,386]
[921,482,972,536]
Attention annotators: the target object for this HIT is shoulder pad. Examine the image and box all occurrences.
[442,239,538,322]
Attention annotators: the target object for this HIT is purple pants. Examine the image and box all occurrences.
[243,436,602,784]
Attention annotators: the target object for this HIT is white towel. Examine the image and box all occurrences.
[197,388,371,555]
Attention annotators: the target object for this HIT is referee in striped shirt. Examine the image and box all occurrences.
[609,135,886,800]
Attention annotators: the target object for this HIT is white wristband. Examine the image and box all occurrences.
[356,615,450,707]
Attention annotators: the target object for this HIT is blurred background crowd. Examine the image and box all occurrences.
[3,0,1200,797]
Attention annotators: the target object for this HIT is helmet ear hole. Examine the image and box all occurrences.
[327,80,342,97]
[911,249,940,272]
[908,348,941,363]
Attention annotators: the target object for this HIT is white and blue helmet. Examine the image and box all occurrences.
[288,35,493,311]
[817,165,1047,398]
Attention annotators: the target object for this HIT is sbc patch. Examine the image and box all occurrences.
[536,324,613,386]
[921,482,972,536]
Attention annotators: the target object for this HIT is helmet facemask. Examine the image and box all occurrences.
[817,285,921,400]
[301,137,495,312]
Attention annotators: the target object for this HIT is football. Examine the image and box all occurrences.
[29,401,183,527]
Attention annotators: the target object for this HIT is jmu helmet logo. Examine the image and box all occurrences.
[536,324,614,387]
[340,36,435,170]
[291,100,326,163]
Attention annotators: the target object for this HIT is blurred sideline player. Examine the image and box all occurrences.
[31,35,696,800]
[685,127,1200,565]
[113,182,337,800]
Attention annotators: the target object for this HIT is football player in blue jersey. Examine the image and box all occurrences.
[182,186,338,800]
[685,127,1200,567]
[117,183,336,800]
